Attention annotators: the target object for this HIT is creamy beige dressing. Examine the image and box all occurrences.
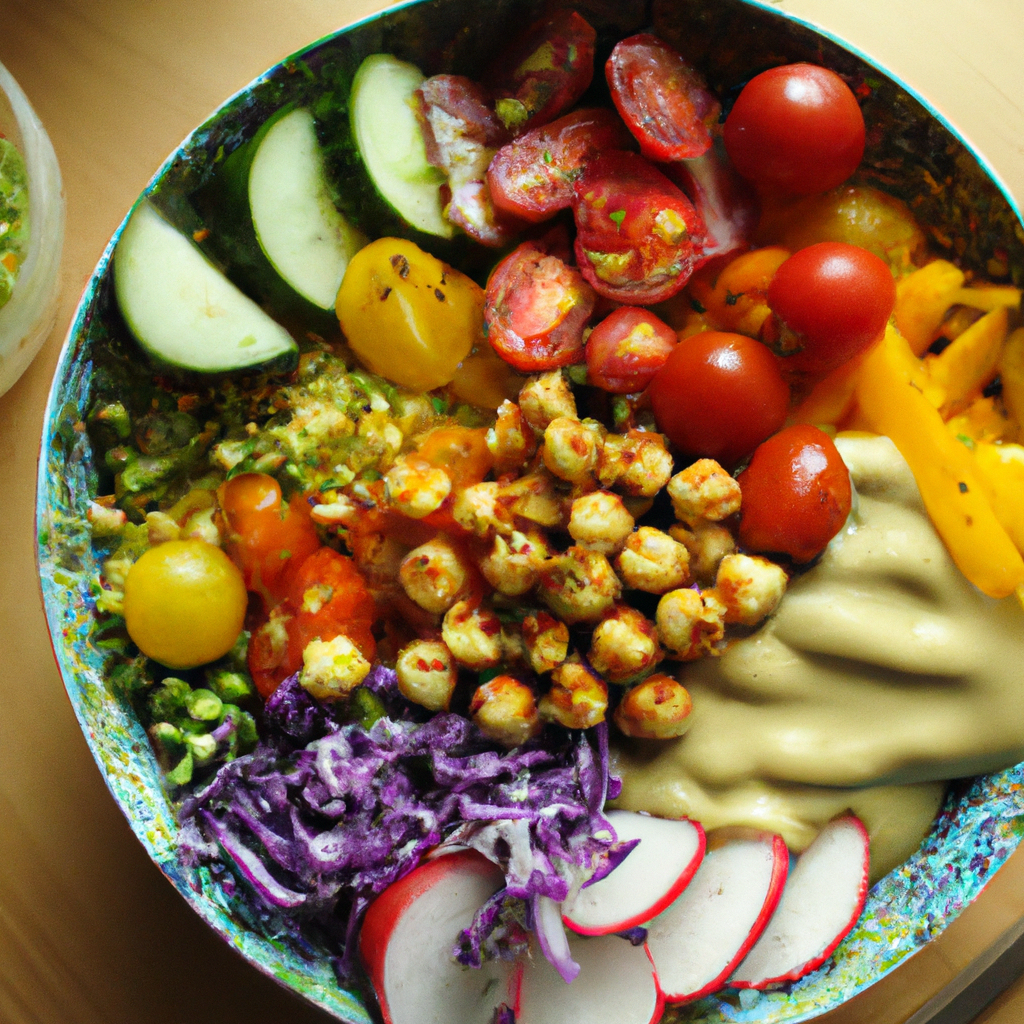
[612,434,1024,879]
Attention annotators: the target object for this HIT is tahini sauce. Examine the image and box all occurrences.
[612,435,1024,879]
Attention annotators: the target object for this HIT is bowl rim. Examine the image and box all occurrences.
[34,2,1024,1022]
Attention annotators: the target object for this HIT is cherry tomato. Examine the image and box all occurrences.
[737,424,852,562]
[723,63,865,197]
[486,10,596,134]
[572,151,706,304]
[484,242,596,371]
[606,34,719,161]
[765,241,896,383]
[249,547,377,698]
[218,473,321,601]
[647,331,789,467]
[487,108,634,223]
[586,307,677,393]
[124,540,247,670]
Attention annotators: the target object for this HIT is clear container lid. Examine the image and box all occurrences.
[0,61,64,397]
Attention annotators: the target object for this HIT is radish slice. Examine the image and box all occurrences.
[646,831,788,1002]
[518,934,664,1024]
[359,851,515,1024]
[563,810,705,935]
[730,815,870,989]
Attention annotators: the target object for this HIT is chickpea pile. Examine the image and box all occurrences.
[321,368,789,746]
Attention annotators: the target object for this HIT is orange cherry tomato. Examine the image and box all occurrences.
[737,424,852,562]
[218,473,321,601]
[249,547,377,698]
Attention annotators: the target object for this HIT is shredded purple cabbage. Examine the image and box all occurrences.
[179,673,626,981]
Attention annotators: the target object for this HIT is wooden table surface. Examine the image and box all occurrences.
[2,2,1024,1022]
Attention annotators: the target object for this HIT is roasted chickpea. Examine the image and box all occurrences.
[668,459,742,522]
[543,416,601,483]
[537,546,622,624]
[568,491,635,554]
[442,600,504,670]
[614,673,694,739]
[518,370,577,431]
[522,611,570,674]
[395,640,458,711]
[399,537,472,614]
[656,587,726,660]
[471,675,542,748]
[587,605,662,683]
[713,553,788,625]
[539,658,608,730]
[615,526,691,593]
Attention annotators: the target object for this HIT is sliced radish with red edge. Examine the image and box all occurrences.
[359,850,516,1024]
[563,810,705,935]
[646,829,788,1003]
[730,814,870,989]
[518,933,664,1024]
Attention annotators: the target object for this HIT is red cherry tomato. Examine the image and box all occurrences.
[486,10,596,134]
[487,108,635,223]
[218,473,321,601]
[606,34,719,161]
[484,242,596,371]
[723,63,865,197]
[586,307,677,393]
[737,424,852,562]
[647,331,789,467]
[572,151,706,304]
[764,241,896,383]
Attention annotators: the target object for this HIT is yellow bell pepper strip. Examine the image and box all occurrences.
[894,259,965,356]
[922,306,1008,418]
[946,397,1016,446]
[855,326,1024,598]
[951,284,1022,313]
[973,442,1024,555]
[999,327,1024,430]
[336,237,483,392]
[788,350,867,428]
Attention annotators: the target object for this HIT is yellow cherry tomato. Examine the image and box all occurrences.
[335,237,483,391]
[123,540,248,669]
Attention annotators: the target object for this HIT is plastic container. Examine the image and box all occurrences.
[0,60,64,397]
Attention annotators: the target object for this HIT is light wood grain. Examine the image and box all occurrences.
[0,2,1022,1022]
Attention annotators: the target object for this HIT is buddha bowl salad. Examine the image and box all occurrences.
[81,7,1024,1023]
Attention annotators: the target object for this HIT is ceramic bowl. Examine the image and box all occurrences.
[36,1,1024,1022]
[0,60,64,397]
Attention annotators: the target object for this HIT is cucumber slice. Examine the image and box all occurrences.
[249,107,366,310]
[348,53,452,240]
[114,200,298,374]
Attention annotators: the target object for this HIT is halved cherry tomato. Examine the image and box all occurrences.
[486,10,596,134]
[484,242,596,370]
[487,108,634,223]
[765,241,896,384]
[606,34,719,161]
[647,331,789,467]
[249,546,377,697]
[218,473,321,601]
[586,307,678,393]
[572,151,706,304]
[737,424,852,562]
[723,63,865,197]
